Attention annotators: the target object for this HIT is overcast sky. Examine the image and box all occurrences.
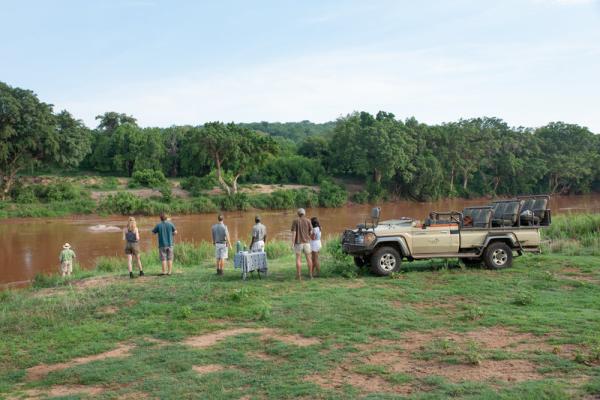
[1,0,599,131]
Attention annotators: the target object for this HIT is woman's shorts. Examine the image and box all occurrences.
[310,240,322,253]
[125,242,140,256]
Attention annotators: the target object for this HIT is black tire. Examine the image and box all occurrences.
[370,246,402,276]
[462,258,482,267]
[483,242,513,269]
[354,256,368,268]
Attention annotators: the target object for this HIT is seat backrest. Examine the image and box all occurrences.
[463,208,473,219]
[503,201,521,225]
[492,202,506,219]
[521,198,535,212]
[533,198,548,218]
[474,209,491,228]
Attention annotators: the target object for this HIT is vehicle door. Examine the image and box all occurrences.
[411,223,460,254]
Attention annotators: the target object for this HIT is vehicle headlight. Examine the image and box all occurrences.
[364,232,376,245]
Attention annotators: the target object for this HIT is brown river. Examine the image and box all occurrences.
[1,194,600,287]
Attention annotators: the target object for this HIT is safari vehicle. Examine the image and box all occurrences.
[341,195,551,276]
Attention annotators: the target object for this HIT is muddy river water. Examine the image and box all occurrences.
[1,194,599,287]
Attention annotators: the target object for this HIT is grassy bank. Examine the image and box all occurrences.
[2,229,600,399]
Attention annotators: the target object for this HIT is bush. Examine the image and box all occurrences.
[252,155,325,185]
[32,181,82,203]
[321,240,357,278]
[513,290,534,306]
[159,185,173,202]
[190,197,218,213]
[265,241,289,259]
[318,181,348,208]
[180,175,217,196]
[130,169,167,188]
[352,190,370,204]
[215,193,250,211]
[96,257,122,272]
[15,186,37,203]
[99,192,143,215]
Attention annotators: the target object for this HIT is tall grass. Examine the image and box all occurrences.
[542,213,600,256]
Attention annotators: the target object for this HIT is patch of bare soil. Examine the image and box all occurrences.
[362,328,545,383]
[98,305,119,315]
[26,343,134,381]
[193,364,226,374]
[91,187,189,200]
[184,328,270,348]
[206,184,318,196]
[306,365,413,395]
[316,327,557,394]
[183,328,321,349]
[9,384,105,399]
[248,351,279,362]
[118,392,150,400]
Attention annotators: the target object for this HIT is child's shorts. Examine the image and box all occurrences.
[61,261,73,274]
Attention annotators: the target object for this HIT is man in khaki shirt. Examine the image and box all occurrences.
[291,208,313,280]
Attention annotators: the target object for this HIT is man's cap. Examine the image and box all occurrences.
[63,243,71,249]
[297,208,306,216]
[255,215,261,221]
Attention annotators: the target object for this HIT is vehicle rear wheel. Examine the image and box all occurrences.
[483,242,513,269]
[370,247,401,276]
[354,256,368,268]
[462,258,482,267]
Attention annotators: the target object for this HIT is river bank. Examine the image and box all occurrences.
[1,237,600,398]
[1,198,600,286]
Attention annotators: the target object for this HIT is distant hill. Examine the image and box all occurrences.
[238,120,336,142]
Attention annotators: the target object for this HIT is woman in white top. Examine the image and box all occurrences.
[310,217,322,276]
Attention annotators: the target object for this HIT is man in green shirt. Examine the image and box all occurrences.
[59,243,76,277]
[152,213,178,275]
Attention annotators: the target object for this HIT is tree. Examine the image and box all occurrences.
[329,111,416,185]
[95,111,137,133]
[198,122,278,194]
[535,122,598,194]
[54,111,92,168]
[0,82,89,199]
[111,125,165,176]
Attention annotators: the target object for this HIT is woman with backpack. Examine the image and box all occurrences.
[124,216,144,278]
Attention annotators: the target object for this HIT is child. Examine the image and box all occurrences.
[59,243,76,277]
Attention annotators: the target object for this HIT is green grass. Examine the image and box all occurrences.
[542,213,600,256]
[1,236,600,399]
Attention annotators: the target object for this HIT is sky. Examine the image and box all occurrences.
[1,0,599,131]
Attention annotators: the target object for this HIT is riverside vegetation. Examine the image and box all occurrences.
[1,214,599,399]
[1,81,599,218]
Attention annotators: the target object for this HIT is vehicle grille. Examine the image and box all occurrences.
[342,230,356,244]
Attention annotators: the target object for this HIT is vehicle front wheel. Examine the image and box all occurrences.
[483,242,513,269]
[354,257,368,268]
[370,247,401,276]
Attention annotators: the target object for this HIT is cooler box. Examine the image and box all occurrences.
[233,251,268,280]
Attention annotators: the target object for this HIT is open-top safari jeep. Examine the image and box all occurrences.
[342,195,551,275]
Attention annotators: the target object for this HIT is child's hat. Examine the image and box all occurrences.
[62,243,71,249]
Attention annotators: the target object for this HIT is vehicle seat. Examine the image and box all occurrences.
[474,209,492,228]
[491,202,506,226]
[492,201,521,226]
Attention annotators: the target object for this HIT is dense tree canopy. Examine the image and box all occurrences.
[2,81,599,201]
[0,82,91,199]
